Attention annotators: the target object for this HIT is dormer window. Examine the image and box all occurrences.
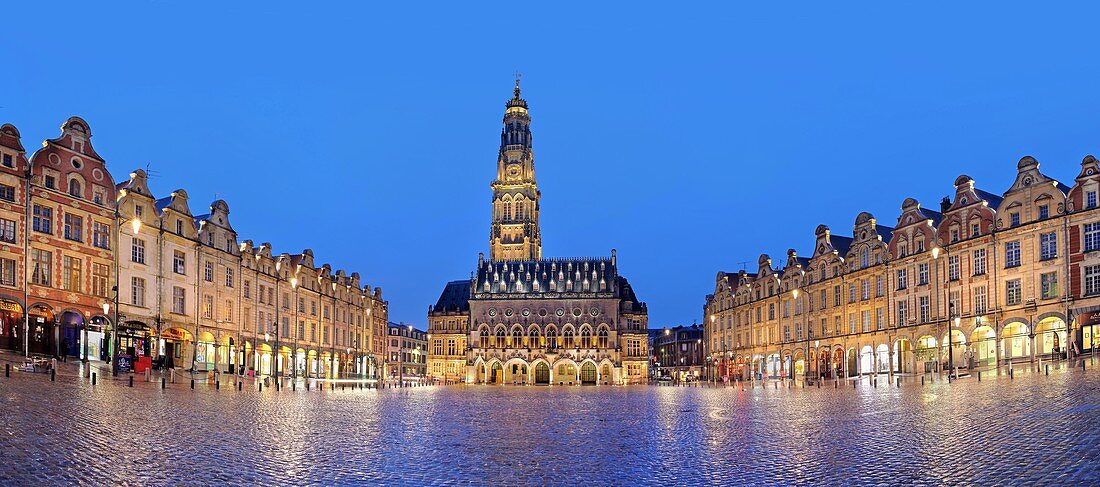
[92,188,104,205]
[135,205,144,218]
[950,228,959,243]
[1039,205,1049,220]
[175,219,183,234]
[2,154,12,168]
[1010,212,1020,227]
[44,175,56,189]
[1088,190,1097,209]
[972,223,980,238]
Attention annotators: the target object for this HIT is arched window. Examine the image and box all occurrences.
[545,327,557,350]
[597,328,608,349]
[503,200,512,221]
[69,179,82,198]
[564,327,575,349]
[515,197,524,220]
[495,327,506,348]
[860,247,869,269]
[529,327,541,348]
[511,328,523,348]
[580,327,592,348]
[479,327,489,347]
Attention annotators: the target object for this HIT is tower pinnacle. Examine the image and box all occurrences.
[490,78,540,261]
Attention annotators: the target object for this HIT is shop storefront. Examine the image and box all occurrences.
[0,299,24,352]
[159,327,192,369]
[78,316,107,361]
[27,305,53,356]
[59,310,84,358]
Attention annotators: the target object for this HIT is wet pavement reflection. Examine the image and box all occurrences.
[1,362,1098,485]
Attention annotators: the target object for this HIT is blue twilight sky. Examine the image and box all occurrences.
[4,2,1100,327]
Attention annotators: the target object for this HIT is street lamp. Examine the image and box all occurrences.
[949,305,960,379]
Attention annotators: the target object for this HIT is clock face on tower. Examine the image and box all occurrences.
[507,165,520,178]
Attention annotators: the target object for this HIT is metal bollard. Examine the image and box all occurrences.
[238,381,242,391]
[873,379,877,388]
[216,380,220,390]
[51,369,56,382]
[852,380,856,388]
[1010,367,1014,379]
[306,381,310,391]
[92,372,97,385]
[921,376,925,386]
[162,377,167,389]
[977,370,981,381]
[129,375,134,387]
[896,377,900,387]
[5,363,9,377]
[191,378,195,389]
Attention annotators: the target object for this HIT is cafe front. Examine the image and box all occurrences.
[0,298,24,352]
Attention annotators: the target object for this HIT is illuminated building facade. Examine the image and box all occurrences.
[706,156,1100,382]
[428,80,650,385]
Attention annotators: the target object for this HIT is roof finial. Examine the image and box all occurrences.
[513,71,522,98]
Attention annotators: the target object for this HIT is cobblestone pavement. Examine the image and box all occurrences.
[1,357,1099,486]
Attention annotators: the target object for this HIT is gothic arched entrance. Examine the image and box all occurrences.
[535,362,550,384]
[580,362,597,385]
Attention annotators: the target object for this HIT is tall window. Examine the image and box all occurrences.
[861,310,871,333]
[875,307,884,330]
[204,262,213,282]
[0,218,15,243]
[175,219,183,235]
[92,263,109,297]
[918,296,930,323]
[1088,190,1098,209]
[848,313,856,334]
[0,258,15,286]
[225,267,234,288]
[225,300,233,321]
[31,249,51,286]
[0,184,14,202]
[1005,241,1021,267]
[92,222,110,249]
[243,280,251,299]
[63,213,83,242]
[860,248,869,269]
[32,205,53,234]
[875,276,884,297]
[171,287,187,314]
[1006,279,1022,305]
[896,300,908,325]
[918,263,929,285]
[1084,223,1100,252]
[833,285,841,307]
[848,284,856,303]
[1041,272,1058,299]
[173,250,186,274]
[897,269,908,290]
[974,286,987,314]
[948,255,959,281]
[202,294,213,319]
[503,200,512,221]
[131,238,146,264]
[1040,232,1058,260]
[62,255,81,292]
[1086,265,1100,296]
[860,280,869,300]
[132,277,146,306]
[973,249,986,275]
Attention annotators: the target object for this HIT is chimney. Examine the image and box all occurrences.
[940,197,951,215]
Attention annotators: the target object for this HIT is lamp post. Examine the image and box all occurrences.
[290,277,298,380]
[949,306,960,380]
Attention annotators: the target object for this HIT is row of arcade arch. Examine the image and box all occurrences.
[472,357,616,385]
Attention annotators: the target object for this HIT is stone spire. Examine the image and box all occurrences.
[489,76,541,261]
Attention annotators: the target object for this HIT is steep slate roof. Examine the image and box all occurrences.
[432,280,471,313]
[831,235,854,256]
[875,225,895,242]
[155,196,174,212]
[975,189,1004,209]
[919,208,943,226]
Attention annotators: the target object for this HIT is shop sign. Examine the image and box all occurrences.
[0,301,22,314]
[161,328,188,341]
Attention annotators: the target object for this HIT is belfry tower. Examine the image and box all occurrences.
[489,76,542,261]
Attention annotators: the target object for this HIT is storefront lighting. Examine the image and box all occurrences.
[102,303,110,315]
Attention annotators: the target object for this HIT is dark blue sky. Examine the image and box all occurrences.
[5,3,1099,327]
